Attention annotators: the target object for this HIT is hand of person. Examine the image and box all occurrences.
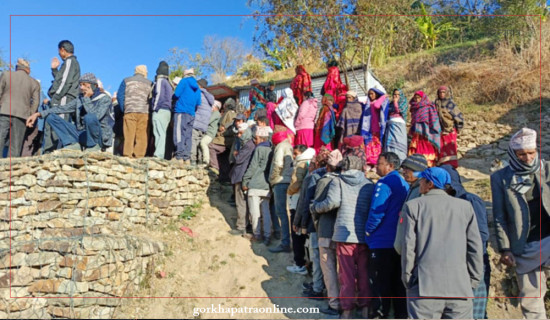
[233,151,238,157]
[43,98,50,105]
[26,112,41,128]
[292,225,299,233]
[82,86,94,97]
[51,57,60,69]
[393,96,399,104]
[242,186,248,191]
[499,251,516,267]
[219,125,225,132]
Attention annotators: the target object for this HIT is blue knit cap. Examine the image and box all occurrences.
[414,167,451,189]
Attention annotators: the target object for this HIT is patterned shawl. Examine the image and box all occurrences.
[507,147,542,194]
[389,88,409,123]
[290,65,312,105]
[249,86,267,109]
[434,97,464,133]
[314,104,336,145]
[410,92,441,151]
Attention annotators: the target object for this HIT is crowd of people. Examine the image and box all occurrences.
[0,40,548,319]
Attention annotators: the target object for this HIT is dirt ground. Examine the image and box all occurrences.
[112,157,532,319]
[113,180,330,319]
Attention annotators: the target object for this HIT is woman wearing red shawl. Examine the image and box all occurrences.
[360,88,390,169]
[408,91,441,167]
[320,61,347,120]
[290,65,312,106]
[313,94,336,153]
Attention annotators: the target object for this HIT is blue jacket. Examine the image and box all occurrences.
[365,170,409,248]
[151,76,174,112]
[193,88,214,132]
[173,77,201,115]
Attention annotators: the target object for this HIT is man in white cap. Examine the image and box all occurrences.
[0,58,40,157]
[117,65,152,158]
[173,68,201,165]
[491,127,550,319]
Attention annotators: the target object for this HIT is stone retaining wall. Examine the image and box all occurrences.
[0,151,210,319]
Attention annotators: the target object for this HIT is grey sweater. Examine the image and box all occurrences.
[242,142,273,190]
[310,169,374,243]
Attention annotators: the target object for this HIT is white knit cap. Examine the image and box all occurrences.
[509,127,537,150]
[238,122,249,132]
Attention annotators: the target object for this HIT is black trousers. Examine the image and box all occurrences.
[290,209,307,267]
[368,248,408,319]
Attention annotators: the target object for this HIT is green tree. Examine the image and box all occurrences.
[414,2,459,49]
[249,0,418,91]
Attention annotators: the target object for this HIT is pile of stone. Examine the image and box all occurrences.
[0,151,210,319]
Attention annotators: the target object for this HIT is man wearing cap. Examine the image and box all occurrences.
[26,73,113,152]
[366,152,409,319]
[191,79,214,166]
[173,68,201,165]
[242,126,273,244]
[229,122,255,236]
[311,149,342,316]
[401,167,483,319]
[117,65,152,158]
[335,90,363,148]
[0,58,40,157]
[491,127,550,319]
[394,153,429,255]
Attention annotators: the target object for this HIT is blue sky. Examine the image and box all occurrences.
[1,0,257,94]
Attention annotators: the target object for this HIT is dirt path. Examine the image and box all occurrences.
[113,164,526,319]
[113,182,328,319]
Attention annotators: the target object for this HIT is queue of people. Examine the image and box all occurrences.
[0,40,548,320]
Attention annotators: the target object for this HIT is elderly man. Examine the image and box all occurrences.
[394,153,429,255]
[117,65,152,158]
[401,167,483,319]
[491,128,550,319]
[26,73,112,152]
[0,59,40,157]
[173,68,201,165]
[191,79,214,166]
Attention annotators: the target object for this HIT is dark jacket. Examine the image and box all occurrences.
[441,164,490,253]
[266,88,277,103]
[0,70,40,119]
[212,98,237,147]
[312,170,339,239]
[173,76,201,115]
[41,89,113,147]
[151,76,173,112]
[194,88,214,132]
[48,55,80,105]
[229,135,256,185]
[242,141,273,190]
[117,74,152,114]
[294,172,318,234]
[365,170,410,249]
[491,161,550,255]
